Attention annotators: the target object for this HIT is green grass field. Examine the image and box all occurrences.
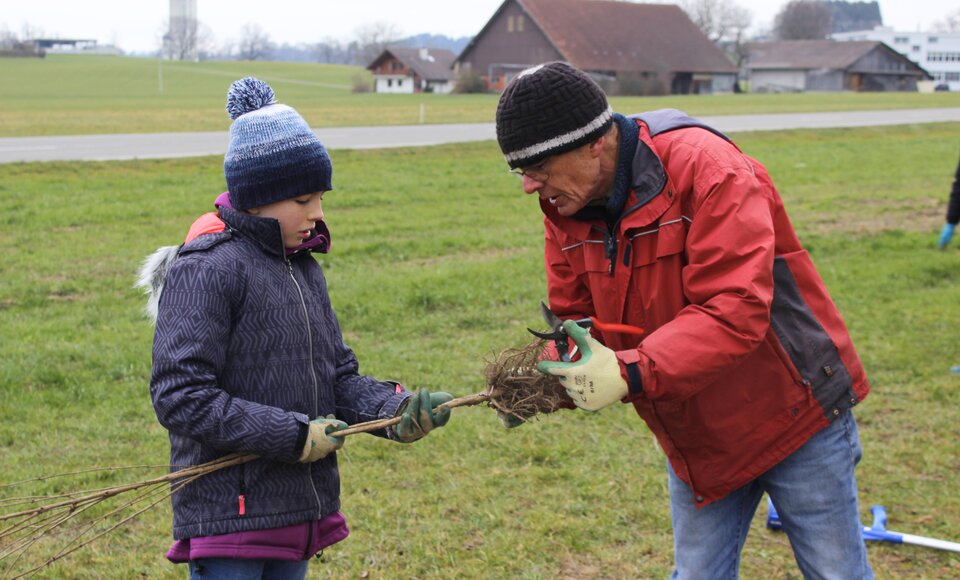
[1,116,959,577]
[1,54,959,136]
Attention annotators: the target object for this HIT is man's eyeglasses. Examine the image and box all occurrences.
[509,159,550,182]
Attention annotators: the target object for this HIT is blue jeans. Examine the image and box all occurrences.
[668,411,873,580]
[188,558,309,580]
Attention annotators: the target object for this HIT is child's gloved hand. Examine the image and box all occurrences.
[299,415,347,462]
[938,223,955,249]
[394,388,453,442]
[537,320,627,411]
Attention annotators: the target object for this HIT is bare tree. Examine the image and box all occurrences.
[933,8,960,32]
[680,0,752,43]
[354,21,403,66]
[679,0,751,89]
[237,24,272,61]
[774,0,833,40]
[165,13,200,60]
[1,23,43,56]
[314,35,344,64]
[19,22,44,41]
[0,26,16,50]
[193,22,217,60]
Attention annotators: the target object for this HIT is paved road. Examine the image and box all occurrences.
[2,108,959,164]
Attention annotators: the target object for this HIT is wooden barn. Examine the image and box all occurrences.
[745,40,932,92]
[367,47,457,94]
[453,0,738,95]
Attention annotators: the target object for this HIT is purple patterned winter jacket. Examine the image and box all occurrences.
[150,206,409,540]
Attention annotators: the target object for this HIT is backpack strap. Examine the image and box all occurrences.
[630,108,731,143]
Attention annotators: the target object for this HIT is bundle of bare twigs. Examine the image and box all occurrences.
[0,453,256,579]
[0,341,568,577]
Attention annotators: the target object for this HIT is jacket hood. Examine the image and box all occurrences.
[135,244,181,323]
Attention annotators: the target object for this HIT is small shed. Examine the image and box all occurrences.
[745,40,931,92]
[367,47,457,94]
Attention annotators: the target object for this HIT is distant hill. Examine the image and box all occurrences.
[269,33,472,65]
[394,34,472,56]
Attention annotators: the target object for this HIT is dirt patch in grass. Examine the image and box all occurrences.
[558,556,602,578]
[794,196,944,237]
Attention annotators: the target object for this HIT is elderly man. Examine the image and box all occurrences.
[496,62,873,579]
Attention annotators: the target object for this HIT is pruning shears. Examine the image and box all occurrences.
[526,301,645,362]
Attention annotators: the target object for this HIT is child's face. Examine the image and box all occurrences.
[248,191,325,249]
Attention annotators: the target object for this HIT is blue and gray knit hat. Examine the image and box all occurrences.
[496,62,613,169]
[224,77,332,210]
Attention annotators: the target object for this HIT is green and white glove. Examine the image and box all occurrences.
[299,415,347,463]
[537,320,628,411]
[394,388,453,442]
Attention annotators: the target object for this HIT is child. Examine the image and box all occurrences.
[141,77,452,579]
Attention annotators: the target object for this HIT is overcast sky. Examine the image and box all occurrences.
[1,0,954,54]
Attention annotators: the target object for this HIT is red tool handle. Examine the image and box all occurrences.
[589,317,644,335]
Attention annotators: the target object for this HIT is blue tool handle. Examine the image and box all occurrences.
[869,505,887,532]
[766,497,782,529]
[862,526,904,543]
[863,504,903,543]
[767,498,959,552]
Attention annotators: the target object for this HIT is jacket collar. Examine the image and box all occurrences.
[219,206,286,257]
[218,206,331,259]
[216,193,331,258]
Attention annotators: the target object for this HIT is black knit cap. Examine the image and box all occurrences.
[496,61,613,169]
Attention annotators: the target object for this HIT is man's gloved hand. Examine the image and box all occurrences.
[537,319,628,411]
[394,388,453,442]
[299,415,347,463]
[938,223,956,249]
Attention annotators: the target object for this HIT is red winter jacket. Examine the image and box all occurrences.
[542,111,869,506]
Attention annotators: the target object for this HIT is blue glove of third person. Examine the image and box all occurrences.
[938,223,955,249]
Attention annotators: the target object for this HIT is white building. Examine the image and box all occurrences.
[367,48,457,94]
[833,26,960,91]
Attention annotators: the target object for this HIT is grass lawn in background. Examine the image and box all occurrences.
[1,54,959,136]
[0,123,958,577]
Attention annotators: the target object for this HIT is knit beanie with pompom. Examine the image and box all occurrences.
[223,77,332,210]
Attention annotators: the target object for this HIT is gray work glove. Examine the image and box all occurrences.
[299,415,347,462]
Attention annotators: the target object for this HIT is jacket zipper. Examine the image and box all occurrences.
[602,196,650,276]
[286,260,323,519]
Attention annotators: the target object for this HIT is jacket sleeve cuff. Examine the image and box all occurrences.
[379,382,413,441]
[616,349,644,402]
[294,421,309,456]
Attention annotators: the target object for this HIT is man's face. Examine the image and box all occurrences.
[516,140,605,217]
